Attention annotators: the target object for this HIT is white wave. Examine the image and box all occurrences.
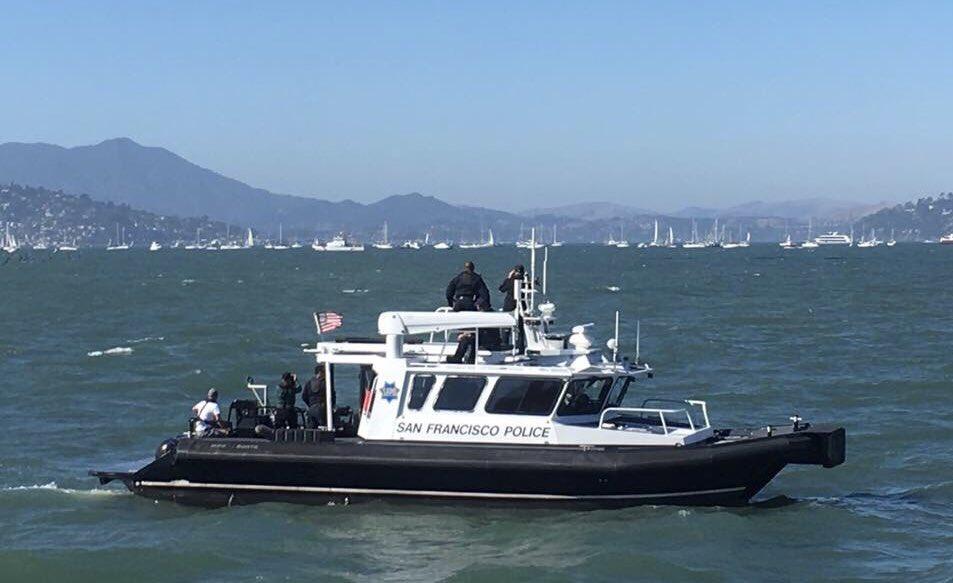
[341,288,369,294]
[87,346,134,357]
[1,481,126,496]
[125,336,165,344]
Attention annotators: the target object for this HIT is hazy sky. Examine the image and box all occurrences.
[2,1,952,211]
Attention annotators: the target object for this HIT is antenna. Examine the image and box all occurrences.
[529,227,537,313]
[613,310,620,362]
[635,320,641,363]
[542,245,549,296]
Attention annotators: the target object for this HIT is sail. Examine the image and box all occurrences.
[246,228,254,247]
[488,229,495,246]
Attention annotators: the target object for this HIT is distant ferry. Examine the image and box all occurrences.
[814,232,853,246]
[940,233,953,245]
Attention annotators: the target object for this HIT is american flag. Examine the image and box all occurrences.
[314,311,343,334]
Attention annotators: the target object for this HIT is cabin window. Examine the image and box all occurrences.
[556,377,613,416]
[605,377,633,408]
[407,375,436,410]
[485,377,563,416]
[433,376,486,411]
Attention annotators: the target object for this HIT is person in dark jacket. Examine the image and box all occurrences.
[498,264,526,312]
[302,366,336,428]
[278,372,301,408]
[446,261,490,312]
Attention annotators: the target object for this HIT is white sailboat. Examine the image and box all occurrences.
[648,219,661,247]
[373,222,394,250]
[550,225,564,247]
[857,228,882,248]
[886,228,897,247]
[682,219,706,249]
[149,241,162,251]
[2,223,18,253]
[779,233,797,249]
[245,228,255,248]
[664,226,677,248]
[801,219,819,248]
[615,225,630,248]
[185,228,204,250]
[432,240,453,250]
[219,225,242,250]
[268,224,289,250]
[460,229,495,249]
[106,225,131,250]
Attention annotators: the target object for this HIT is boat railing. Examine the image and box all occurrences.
[600,399,709,434]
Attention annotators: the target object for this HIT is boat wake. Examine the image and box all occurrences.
[1,481,127,497]
[87,347,134,357]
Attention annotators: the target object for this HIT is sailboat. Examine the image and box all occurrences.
[220,225,242,250]
[57,240,78,252]
[268,224,289,250]
[245,228,255,248]
[615,224,630,248]
[149,241,162,251]
[106,224,131,250]
[550,225,564,247]
[664,226,677,248]
[647,219,661,247]
[682,219,706,249]
[373,222,394,250]
[517,224,544,249]
[857,228,882,248]
[185,228,204,250]
[886,228,897,247]
[460,228,495,249]
[723,225,747,249]
[2,223,18,253]
[801,218,819,249]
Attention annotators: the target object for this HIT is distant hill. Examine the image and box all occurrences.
[0,183,240,247]
[857,193,953,240]
[524,202,657,221]
[670,198,892,221]
[0,138,514,240]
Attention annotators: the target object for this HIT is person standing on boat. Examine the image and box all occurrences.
[303,365,335,428]
[499,264,525,312]
[445,261,490,312]
[191,388,222,437]
[275,372,300,428]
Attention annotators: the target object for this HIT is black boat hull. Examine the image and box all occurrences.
[93,424,845,508]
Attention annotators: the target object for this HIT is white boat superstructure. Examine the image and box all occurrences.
[149,241,162,252]
[815,231,853,246]
[307,244,713,449]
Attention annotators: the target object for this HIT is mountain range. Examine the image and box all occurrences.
[0,137,935,242]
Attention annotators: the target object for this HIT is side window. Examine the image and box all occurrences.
[605,377,632,408]
[556,378,613,416]
[407,375,436,410]
[485,377,563,416]
[434,376,486,411]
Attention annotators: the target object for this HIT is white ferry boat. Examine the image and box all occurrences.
[815,231,852,246]
[939,233,953,245]
[93,248,845,508]
[313,234,365,252]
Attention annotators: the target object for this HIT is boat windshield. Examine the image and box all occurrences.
[556,377,613,416]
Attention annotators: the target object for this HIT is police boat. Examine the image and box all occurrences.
[92,253,845,508]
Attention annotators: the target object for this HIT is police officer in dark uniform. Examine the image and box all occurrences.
[445,261,490,312]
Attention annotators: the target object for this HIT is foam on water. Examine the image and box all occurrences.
[87,346,134,357]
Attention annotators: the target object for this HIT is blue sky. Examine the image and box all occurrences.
[2,1,952,210]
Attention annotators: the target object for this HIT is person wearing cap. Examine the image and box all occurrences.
[191,388,222,437]
[445,261,490,312]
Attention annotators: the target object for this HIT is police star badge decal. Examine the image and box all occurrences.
[379,382,399,403]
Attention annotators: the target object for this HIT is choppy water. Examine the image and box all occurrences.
[1,245,951,582]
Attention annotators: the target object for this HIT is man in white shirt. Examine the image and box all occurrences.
[192,388,222,437]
